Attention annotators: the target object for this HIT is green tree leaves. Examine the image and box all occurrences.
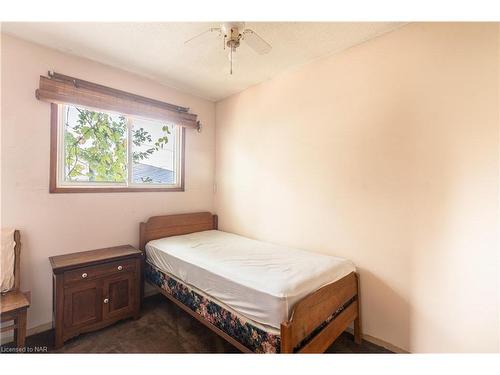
[64,106,171,183]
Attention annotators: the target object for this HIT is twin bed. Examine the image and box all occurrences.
[140,212,361,353]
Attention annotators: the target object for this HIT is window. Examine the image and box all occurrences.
[51,103,184,192]
[40,73,197,193]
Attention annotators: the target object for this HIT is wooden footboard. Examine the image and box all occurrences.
[140,212,362,353]
[280,272,361,353]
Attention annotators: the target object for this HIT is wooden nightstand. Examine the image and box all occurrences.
[49,245,143,349]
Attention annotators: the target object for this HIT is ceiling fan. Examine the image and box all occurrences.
[184,22,272,75]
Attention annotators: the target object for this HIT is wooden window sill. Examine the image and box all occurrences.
[49,187,184,193]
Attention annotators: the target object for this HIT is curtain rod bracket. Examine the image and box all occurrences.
[196,121,202,133]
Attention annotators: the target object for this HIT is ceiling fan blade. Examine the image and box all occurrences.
[242,29,272,54]
[184,28,221,44]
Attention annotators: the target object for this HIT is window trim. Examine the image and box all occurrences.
[49,103,185,193]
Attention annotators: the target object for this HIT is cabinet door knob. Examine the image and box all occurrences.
[103,298,109,304]
[81,273,88,278]
[117,265,123,271]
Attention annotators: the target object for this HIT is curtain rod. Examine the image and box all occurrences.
[37,72,200,130]
[47,71,190,114]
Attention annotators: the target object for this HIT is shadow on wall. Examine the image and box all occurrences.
[357,268,411,352]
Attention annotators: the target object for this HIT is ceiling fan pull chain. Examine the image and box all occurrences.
[230,46,233,75]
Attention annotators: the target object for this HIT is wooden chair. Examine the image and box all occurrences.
[1,230,31,348]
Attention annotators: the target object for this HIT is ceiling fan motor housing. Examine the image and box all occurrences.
[227,38,240,49]
[222,22,245,50]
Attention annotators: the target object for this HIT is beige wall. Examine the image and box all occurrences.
[215,23,499,352]
[498,23,500,350]
[0,34,216,330]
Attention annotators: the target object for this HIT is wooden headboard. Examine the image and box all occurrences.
[139,212,218,251]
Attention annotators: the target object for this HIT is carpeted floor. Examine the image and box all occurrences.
[1,294,391,353]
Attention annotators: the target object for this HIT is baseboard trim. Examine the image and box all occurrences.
[1,321,53,345]
[345,327,409,353]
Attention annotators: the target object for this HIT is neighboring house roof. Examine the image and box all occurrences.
[133,163,174,184]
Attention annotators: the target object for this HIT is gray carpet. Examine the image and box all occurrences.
[2,294,391,353]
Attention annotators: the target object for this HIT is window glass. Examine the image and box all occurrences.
[58,104,182,190]
[131,118,177,185]
[63,105,127,183]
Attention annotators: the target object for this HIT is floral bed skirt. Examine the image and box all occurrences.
[145,262,281,353]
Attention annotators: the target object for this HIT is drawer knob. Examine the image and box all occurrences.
[103,298,109,304]
[117,265,123,271]
[81,273,88,278]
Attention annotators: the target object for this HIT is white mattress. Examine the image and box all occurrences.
[146,230,355,330]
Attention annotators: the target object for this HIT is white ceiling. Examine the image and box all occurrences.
[2,22,405,101]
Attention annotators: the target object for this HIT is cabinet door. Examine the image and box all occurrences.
[103,272,136,320]
[63,279,103,330]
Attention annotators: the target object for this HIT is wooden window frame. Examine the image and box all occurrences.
[49,103,186,193]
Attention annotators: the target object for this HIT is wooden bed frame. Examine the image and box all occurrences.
[139,212,362,353]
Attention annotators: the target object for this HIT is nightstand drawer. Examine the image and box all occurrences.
[64,258,137,284]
